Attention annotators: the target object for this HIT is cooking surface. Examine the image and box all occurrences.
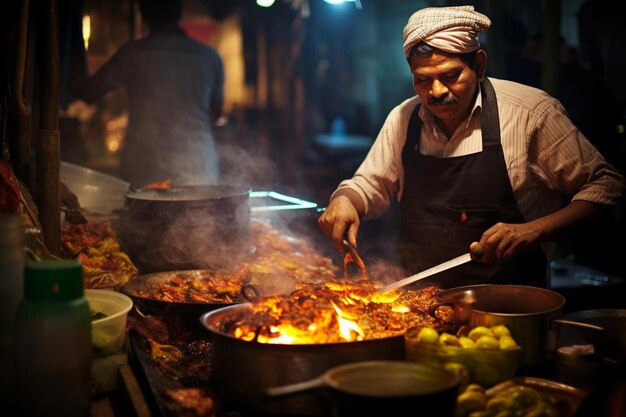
[71,213,622,416]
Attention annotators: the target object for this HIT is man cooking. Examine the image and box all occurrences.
[318,5,624,289]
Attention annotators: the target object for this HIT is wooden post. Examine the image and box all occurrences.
[36,0,61,256]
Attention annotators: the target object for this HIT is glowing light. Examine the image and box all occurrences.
[82,14,91,50]
[106,137,120,152]
[323,0,362,7]
[256,0,276,7]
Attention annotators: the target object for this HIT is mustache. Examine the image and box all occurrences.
[428,95,458,105]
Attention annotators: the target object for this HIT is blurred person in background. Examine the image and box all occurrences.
[318,5,624,289]
[72,0,225,189]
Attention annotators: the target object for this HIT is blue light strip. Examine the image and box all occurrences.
[250,191,318,212]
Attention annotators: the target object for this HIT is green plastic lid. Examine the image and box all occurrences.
[24,259,84,301]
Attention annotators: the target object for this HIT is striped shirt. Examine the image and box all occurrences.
[334,78,624,227]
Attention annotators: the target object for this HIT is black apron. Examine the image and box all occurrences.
[400,79,547,288]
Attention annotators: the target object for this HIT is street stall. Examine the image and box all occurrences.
[0,157,623,417]
[2,1,626,417]
[46,179,623,417]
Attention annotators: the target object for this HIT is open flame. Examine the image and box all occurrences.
[332,301,365,341]
[222,282,452,345]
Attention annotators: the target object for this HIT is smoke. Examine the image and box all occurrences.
[214,121,278,190]
[217,141,277,189]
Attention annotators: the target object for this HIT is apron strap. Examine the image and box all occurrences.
[479,78,501,150]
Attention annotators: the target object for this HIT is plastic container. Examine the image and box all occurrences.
[85,289,133,356]
[60,161,130,216]
[15,259,92,417]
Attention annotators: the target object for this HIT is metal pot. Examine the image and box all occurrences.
[115,185,251,273]
[555,309,626,364]
[199,304,406,416]
[431,284,565,369]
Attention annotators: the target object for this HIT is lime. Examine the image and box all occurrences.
[475,335,500,349]
[459,336,476,349]
[465,384,485,393]
[416,327,439,344]
[486,395,509,411]
[491,324,511,338]
[457,390,486,412]
[439,332,460,346]
[468,326,494,342]
[499,335,518,350]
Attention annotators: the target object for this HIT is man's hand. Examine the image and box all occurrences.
[470,200,611,264]
[318,195,361,253]
[469,222,541,263]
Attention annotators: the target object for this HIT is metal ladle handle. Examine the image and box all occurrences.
[266,376,326,397]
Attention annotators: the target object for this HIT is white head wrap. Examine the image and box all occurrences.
[402,5,491,57]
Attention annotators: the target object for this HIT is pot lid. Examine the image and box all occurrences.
[125,185,251,201]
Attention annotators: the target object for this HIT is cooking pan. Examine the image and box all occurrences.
[199,304,406,416]
[121,269,247,333]
[115,185,252,273]
[266,361,460,417]
[555,309,626,364]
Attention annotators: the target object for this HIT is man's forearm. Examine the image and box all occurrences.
[531,200,612,243]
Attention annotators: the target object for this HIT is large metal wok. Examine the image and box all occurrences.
[121,269,247,332]
[199,304,406,416]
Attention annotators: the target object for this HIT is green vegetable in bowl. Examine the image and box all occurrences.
[90,310,107,321]
[92,329,115,351]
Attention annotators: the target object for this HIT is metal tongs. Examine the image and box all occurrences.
[342,240,368,280]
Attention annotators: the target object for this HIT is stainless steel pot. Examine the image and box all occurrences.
[431,284,566,369]
[555,309,626,363]
[115,185,251,273]
[199,304,406,416]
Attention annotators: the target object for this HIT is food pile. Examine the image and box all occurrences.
[456,382,576,417]
[215,283,454,344]
[62,220,138,289]
[414,325,519,350]
[406,325,521,387]
[128,267,249,304]
[128,310,219,417]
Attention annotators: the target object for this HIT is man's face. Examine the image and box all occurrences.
[409,50,485,134]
